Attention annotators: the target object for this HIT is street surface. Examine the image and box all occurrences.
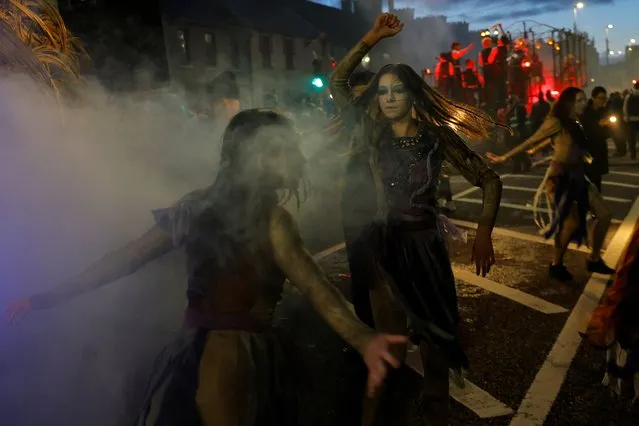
[277,155,639,425]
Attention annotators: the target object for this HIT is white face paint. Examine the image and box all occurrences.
[377,73,411,121]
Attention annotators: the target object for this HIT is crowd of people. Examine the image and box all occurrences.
[434,24,540,115]
[3,6,639,426]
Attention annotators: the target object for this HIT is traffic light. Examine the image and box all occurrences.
[311,76,325,89]
[331,59,337,68]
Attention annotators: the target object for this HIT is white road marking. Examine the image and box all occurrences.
[502,185,632,203]
[449,219,590,254]
[405,350,514,418]
[453,268,568,314]
[314,242,346,260]
[610,170,639,178]
[509,196,639,426]
[603,181,639,189]
[456,198,623,224]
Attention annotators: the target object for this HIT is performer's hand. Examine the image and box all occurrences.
[363,333,408,397]
[5,297,32,324]
[485,152,506,164]
[370,13,403,40]
[471,226,495,277]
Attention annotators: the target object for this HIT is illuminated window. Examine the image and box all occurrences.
[176,29,190,65]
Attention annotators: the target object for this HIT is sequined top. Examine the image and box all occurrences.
[378,126,443,218]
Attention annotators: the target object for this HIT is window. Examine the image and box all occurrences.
[283,38,295,70]
[230,39,240,68]
[176,29,191,65]
[204,33,217,66]
[259,35,272,68]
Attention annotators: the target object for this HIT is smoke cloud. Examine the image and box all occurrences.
[0,58,342,424]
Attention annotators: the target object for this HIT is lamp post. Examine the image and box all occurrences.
[573,2,584,33]
[605,24,613,65]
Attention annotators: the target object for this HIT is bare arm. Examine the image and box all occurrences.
[443,131,502,230]
[29,226,174,310]
[500,117,562,160]
[269,207,375,354]
[329,32,379,110]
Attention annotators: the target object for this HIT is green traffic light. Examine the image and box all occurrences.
[311,77,324,88]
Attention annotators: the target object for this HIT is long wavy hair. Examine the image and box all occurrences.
[551,86,586,147]
[355,63,509,140]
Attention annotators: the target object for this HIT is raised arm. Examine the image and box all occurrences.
[329,13,403,110]
[442,131,502,230]
[269,207,376,354]
[500,117,562,160]
[29,226,173,310]
[452,44,473,60]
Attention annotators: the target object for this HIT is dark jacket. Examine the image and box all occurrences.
[581,103,609,176]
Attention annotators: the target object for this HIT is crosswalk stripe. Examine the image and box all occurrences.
[405,350,514,419]
[453,268,568,314]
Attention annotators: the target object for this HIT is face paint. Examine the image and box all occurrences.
[377,73,411,121]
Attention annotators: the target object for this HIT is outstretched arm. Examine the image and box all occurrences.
[29,226,174,310]
[269,207,376,355]
[443,131,502,231]
[500,117,562,160]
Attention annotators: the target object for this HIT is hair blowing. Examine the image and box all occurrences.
[355,63,510,141]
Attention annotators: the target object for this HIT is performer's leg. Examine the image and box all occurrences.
[547,178,579,267]
[361,266,408,426]
[418,343,449,426]
[196,331,256,426]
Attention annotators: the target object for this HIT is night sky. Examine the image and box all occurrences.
[311,0,638,61]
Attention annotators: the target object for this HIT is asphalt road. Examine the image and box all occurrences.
[278,156,639,425]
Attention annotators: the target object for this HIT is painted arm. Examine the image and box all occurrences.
[29,226,174,310]
[443,132,502,230]
[269,207,376,355]
[500,117,562,160]
[329,32,379,110]
[527,138,552,155]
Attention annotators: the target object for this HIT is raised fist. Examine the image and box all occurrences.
[370,13,403,39]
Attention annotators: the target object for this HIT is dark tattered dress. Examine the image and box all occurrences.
[369,126,468,369]
[134,188,289,426]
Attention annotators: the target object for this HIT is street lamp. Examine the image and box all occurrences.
[605,24,613,65]
[631,38,636,45]
[573,2,584,33]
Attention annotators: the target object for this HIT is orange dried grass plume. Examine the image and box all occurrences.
[0,0,85,99]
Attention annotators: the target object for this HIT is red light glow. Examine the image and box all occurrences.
[522,61,531,68]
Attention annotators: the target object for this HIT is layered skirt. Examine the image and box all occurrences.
[133,328,287,426]
[367,217,469,371]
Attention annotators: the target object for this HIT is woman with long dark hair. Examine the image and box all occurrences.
[5,109,407,425]
[330,13,503,425]
[488,87,615,282]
